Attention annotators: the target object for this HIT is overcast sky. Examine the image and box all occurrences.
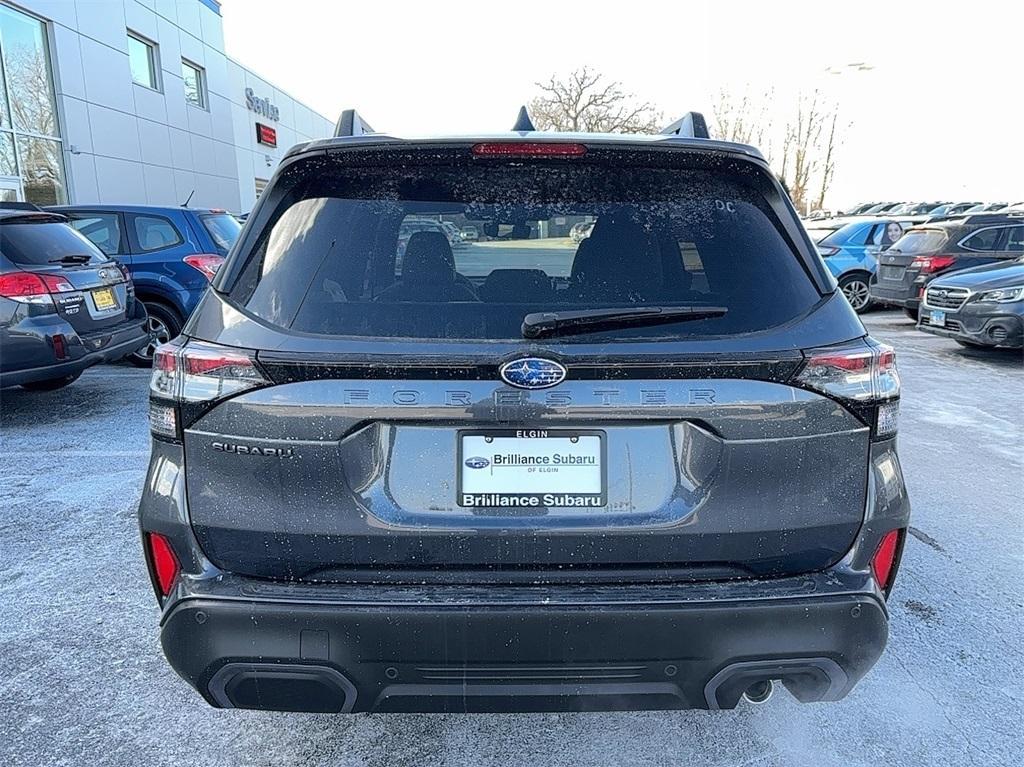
[223,0,1023,208]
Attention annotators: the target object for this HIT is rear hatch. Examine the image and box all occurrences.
[165,142,892,582]
[0,214,132,334]
[874,227,950,297]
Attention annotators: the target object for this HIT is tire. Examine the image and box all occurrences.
[838,274,872,313]
[20,372,81,391]
[904,307,918,321]
[130,302,182,367]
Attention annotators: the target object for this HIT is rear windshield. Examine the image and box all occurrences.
[0,220,107,265]
[890,228,947,255]
[200,213,241,255]
[226,161,821,341]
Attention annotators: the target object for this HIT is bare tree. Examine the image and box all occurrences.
[529,67,663,134]
[711,88,774,161]
[814,111,840,210]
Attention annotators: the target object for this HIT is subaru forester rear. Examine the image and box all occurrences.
[139,113,909,713]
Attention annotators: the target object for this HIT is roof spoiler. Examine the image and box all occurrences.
[334,109,375,137]
[660,112,710,139]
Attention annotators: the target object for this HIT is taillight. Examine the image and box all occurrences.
[909,255,956,273]
[182,253,225,281]
[0,271,73,305]
[796,341,900,438]
[145,532,180,597]
[472,142,587,158]
[115,261,134,292]
[149,339,267,440]
[872,529,904,595]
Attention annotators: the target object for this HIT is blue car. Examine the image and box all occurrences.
[814,218,910,312]
[48,205,241,364]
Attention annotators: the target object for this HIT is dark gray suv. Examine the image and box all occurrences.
[138,112,910,714]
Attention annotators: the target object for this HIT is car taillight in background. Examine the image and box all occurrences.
[149,339,267,440]
[182,253,225,281]
[0,271,74,306]
[114,261,134,293]
[909,255,956,273]
[817,246,841,257]
[795,342,900,438]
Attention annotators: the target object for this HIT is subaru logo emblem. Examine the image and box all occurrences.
[464,456,490,469]
[935,289,947,297]
[499,357,567,389]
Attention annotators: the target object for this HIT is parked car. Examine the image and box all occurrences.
[961,202,1008,214]
[870,215,1024,318]
[459,224,480,241]
[917,257,1024,349]
[0,208,148,390]
[569,220,595,242]
[48,204,241,365]
[139,113,909,714]
[925,202,982,219]
[816,218,910,312]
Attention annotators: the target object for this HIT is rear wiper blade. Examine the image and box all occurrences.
[521,306,728,339]
[48,254,94,264]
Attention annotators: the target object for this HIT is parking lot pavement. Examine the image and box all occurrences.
[1,311,1021,767]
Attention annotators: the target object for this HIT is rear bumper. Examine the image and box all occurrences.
[868,283,918,310]
[159,572,889,713]
[0,309,148,388]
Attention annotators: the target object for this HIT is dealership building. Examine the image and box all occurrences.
[0,0,334,213]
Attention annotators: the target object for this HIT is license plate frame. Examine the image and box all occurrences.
[456,429,607,509]
[91,287,117,311]
[929,309,946,327]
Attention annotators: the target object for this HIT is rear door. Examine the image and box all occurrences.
[61,209,129,263]
[124,211,205,290]
[182,146,874,582]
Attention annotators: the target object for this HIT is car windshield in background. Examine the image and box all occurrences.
[0,220,107,265]
[227,163,821,341]
[889,228,947,254]
[200,213,241,255]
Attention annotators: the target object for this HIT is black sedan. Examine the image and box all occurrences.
[918,258,1024,348]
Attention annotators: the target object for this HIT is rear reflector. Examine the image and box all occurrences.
[52,333,67,360]
[146,532,180,597]
[472,142,587,158]
[872,529,903,593]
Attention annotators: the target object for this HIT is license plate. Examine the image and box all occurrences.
[881,266,904,280]
[929,310,946,327]
[457,429,606,508]
[91,287,117,311]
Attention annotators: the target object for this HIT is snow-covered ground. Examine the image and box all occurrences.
[1,311,1021,767]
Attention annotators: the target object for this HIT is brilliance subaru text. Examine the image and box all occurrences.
[138,109,910,713]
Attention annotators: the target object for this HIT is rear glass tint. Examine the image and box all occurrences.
[200,213,241,255]
[227,160,821,341]
[891,229,947,254]
[0,220,106,265]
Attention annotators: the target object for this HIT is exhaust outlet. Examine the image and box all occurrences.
[742,679,774,704]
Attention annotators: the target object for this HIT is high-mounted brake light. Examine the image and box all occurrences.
[145,532,180,597]
[472,142,587,158]
[183,254,224,281]
[910,255,956,273]
[872,529,904,594]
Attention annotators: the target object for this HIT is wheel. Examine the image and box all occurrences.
[130,302,181,367]
[838,274,872,313]
[20,372,81,391]
[904,307,918,321]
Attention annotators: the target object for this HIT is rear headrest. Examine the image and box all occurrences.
[402,231,455,283]
[570,218,662,294]
[480,269,554,302]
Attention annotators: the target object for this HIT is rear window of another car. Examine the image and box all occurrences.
[200,213,241,255]
[227,160,821,341]
[891,228,947,255]
[0,220,106,265]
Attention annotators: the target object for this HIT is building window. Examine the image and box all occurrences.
[255,178,268,198]
[127,32,159,90]
[0,3,67,204]
[181,59,206,109]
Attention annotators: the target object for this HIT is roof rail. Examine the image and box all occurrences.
[660,112,710,139]
[334,109,375,138]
